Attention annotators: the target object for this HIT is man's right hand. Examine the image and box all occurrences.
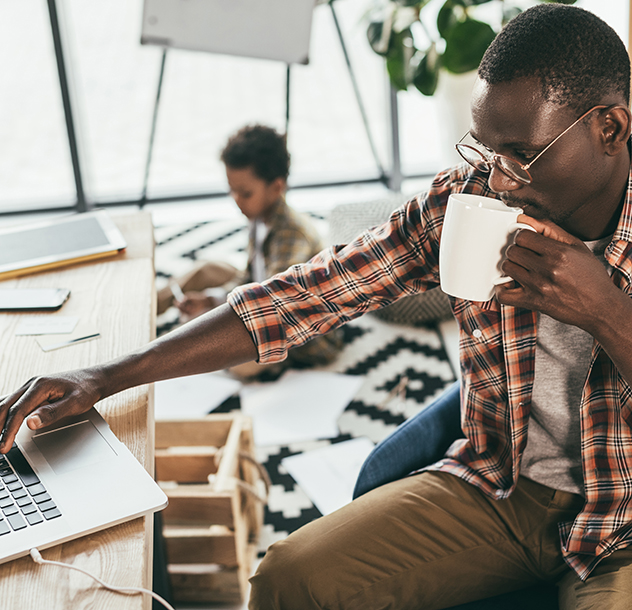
[0,304,260,454]
[0,368,105,454]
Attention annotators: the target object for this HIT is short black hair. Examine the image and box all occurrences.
[220,124,290,183]
[478,4,630,112]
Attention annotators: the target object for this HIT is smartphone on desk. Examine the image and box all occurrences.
[0,288,71,311]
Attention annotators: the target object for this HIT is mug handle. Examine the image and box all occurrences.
[492,222,538,286]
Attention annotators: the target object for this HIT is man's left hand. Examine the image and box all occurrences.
[495,214,616,332]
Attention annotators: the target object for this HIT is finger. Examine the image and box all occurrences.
[0,383,64,452]
[0,384,32,439]
[517,214,578,245]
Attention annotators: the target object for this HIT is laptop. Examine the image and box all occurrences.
[0,408,168,564]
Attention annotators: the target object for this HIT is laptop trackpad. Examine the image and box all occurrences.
[32,420,117,475]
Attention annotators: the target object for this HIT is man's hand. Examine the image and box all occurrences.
[0,304,259,454]
[494,214,618,332]
[0,368,105,454]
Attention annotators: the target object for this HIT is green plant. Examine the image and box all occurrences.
[367,0,577,95]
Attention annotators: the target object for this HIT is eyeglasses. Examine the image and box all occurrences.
[455,105,608,185]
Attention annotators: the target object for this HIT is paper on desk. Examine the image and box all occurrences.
[240,370,364,446]
[35,323,100,352]
[281,437,375,515]
[154,372,242,420]
[16,315,79,336]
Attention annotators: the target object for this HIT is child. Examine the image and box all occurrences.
[157,124,342,375]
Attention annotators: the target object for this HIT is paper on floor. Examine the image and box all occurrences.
[154,372,242,420]
[281,437,375,515]
[239,370,364,446]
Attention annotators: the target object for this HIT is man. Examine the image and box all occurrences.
[1,4,631,608]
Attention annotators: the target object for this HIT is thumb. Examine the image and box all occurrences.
[517,214,577,245]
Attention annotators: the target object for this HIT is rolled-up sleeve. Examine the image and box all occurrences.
[227,185,451,364]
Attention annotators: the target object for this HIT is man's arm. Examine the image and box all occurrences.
[0,304,258,453]
[496,216,632,388]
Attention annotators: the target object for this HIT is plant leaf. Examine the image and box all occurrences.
[437,1,457,39]
[386,29,416,91]
[394,0,431,7]
[413,44,440,96]
[446,0,494,6]
[442,18,496,74]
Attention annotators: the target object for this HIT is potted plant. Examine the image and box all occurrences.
[367,0,577,95]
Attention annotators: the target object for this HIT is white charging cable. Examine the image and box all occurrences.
[30,548,176,610]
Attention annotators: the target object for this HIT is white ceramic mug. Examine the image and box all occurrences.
[439,193,535,301]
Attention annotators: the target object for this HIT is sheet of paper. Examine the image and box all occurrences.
[154,372,242,420]
[35,323,100,352]
[15,315,79,336]
[281,437,375,515]
[240,370,364,446]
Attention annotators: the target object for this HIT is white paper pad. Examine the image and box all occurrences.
[35,323,100,352]
[281,437,375,515]
[154,372,242,420]
[240,370,364,446]
[16,316,79,336]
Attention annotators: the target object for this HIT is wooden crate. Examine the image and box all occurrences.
[155,413,267,604]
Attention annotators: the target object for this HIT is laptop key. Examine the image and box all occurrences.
[25,512,44,526]
[38,500,56,512]
[6,445,40,487]
[16,496,32,508]
[0,521,9,536]
[34,493,51,505]
[20,503,38,515]
[2,505,18,516]
[0,496,14,509]
[42,508,61,520]
[7,513,27,531]
[7,481,22,493]
[1,473,17,484]
[11,488,27,499]
[27,483,46,497]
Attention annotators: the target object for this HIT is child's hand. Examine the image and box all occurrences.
[176,292,218,319]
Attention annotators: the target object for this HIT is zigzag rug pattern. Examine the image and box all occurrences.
[154,216,456,553]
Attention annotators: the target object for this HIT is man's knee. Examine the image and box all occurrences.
[249,539,325,610]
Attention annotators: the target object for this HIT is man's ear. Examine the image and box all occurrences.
[602,105,631,155]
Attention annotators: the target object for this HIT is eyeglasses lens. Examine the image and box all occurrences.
[455,144,489,172]
[495,156,532,184]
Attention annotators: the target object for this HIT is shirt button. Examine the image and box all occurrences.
[473,329,483,339]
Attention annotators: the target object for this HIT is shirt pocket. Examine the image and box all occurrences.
[453,300,505,388]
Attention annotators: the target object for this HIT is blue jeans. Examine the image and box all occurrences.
[353,380,463,499]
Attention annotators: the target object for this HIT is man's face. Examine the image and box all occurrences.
[469,76,613,237]
[225,166,284,221]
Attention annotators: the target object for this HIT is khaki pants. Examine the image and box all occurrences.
[249,471,632,609]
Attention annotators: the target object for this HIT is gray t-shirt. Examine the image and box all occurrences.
[520,236,612,496]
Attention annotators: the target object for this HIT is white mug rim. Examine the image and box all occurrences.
[449,193,521,214]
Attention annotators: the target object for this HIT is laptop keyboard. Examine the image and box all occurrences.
[0,444,61,535]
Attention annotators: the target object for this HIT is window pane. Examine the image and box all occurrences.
[64,0,161,202]
[0,1,76,212]
[287,0,390,186]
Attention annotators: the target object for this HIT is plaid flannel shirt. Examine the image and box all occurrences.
[242,198,323,283]
[228,163,632,580]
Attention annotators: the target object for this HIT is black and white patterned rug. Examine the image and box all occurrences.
[154,214,456,553]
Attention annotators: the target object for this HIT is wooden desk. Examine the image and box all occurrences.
[0,212,157,609]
